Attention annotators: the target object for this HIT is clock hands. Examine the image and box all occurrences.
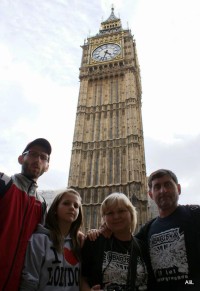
[104,49,111,55]
[102,49,111,60]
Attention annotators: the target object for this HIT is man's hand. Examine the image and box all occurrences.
[86,229,100,241]
[78,230,86,247]
[87,223,112,241]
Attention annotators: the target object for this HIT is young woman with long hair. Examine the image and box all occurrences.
[20,188,83,291]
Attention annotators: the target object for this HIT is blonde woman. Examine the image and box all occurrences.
[20,188,83,291]
[81,192,148,291]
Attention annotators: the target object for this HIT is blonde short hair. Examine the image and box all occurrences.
[100,192,137,233]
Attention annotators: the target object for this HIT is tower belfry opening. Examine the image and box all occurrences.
[68,8,148,232]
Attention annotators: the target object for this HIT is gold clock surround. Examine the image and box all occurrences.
[92,43,121,62]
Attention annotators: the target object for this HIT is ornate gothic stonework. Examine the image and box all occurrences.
[68,8,148,231]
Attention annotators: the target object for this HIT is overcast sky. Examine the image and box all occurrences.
[1,0,200,204]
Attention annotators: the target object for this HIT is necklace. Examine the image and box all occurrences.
[113,236,132,254]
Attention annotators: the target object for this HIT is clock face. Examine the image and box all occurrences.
[92,43,121,62]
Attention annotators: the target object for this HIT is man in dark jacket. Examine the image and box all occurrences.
[136,169,200,291]
[0,138,51,291]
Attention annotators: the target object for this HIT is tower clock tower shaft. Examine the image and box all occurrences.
[68,8,148,231]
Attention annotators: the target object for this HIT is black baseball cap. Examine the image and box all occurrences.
[22,138,52,155]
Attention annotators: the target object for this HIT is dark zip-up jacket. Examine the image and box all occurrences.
[136,205,200,291]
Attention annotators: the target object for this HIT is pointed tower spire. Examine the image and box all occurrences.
[99,6,122,35]
[104,5,119,22]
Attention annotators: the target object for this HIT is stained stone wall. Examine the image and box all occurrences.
[39,189,158,231]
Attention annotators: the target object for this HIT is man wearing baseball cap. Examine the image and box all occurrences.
[0,138,52,290]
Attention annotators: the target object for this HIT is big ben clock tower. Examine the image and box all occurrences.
[68,7,148,231]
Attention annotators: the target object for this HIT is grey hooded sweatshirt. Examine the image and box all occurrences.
[20,224,80,291]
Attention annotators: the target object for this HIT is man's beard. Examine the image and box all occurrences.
[21,162,44,180]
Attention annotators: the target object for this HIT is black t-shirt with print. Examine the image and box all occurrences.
[147,205,200,291]
[81,234,148,291]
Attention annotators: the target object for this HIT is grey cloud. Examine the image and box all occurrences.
[145,135,200,204]
[0,0,101,85]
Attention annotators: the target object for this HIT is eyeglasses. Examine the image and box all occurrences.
[23,150,49,162]
[105,209,128,217]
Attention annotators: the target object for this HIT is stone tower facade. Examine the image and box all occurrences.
[68,8,148,231]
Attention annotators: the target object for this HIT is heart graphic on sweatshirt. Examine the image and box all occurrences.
[64,247,79,265]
